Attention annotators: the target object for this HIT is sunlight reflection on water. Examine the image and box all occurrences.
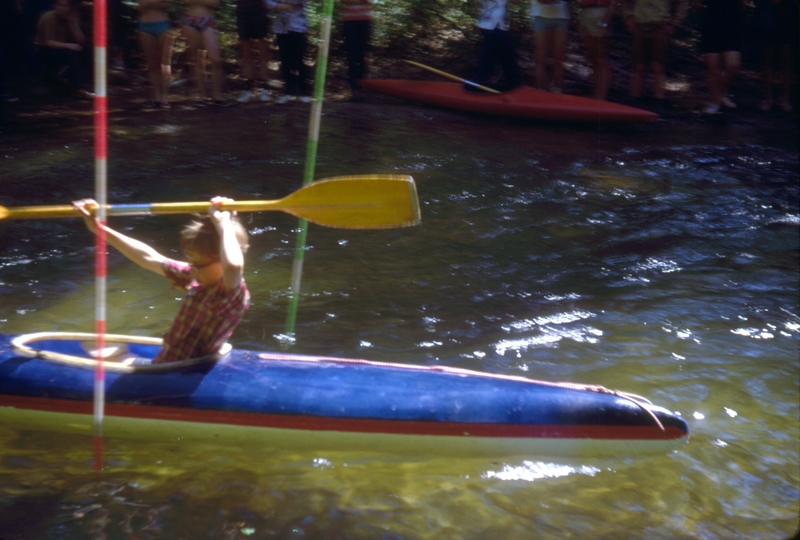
[0,106,798,539]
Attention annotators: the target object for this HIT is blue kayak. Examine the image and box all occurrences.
[0,332,689,457]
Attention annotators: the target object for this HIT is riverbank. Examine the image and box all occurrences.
[1,12,799,148]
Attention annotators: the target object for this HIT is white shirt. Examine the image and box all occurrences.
[477,0,511,30]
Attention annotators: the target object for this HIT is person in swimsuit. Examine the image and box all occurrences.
[138,0,174,108]
[183,0,224,104]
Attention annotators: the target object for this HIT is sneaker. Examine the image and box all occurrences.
[778,100,793,113]
[237,90,256,103]
[721,96,737,109]
[297,95,312,104]
[702,103,720,115]
[0,93,19,103]
[759,100,773,112]
[257,89,272,102]
[275,95,296,104]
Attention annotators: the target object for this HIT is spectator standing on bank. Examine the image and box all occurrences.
[266,0,311,103]
[235,0,271,103]
[0,0,23,102]
[183,0,225,105]
[137,0,174,108]
[471,0,522,91]
[34,0,94,98]
[341,0,372,100]
[622,0,688,107]
[695,0,743,114]
[530,0,570,93]
[578,0,617,100]
[754,0,796,112]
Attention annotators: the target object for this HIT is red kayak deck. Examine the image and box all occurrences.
[360,80,658,124]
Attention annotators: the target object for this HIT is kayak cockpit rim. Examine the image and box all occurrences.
[11,332,231,373]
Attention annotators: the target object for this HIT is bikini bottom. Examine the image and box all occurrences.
[138,19,172,37]
[184,15,216,32]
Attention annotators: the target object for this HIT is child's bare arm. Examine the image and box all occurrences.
[73,199,167,276]
[209,197,244,292]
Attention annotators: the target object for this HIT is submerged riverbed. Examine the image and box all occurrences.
[1,100,798,539]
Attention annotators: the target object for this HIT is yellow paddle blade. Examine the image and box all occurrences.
[277,175,422,229]
[0,175,422,229]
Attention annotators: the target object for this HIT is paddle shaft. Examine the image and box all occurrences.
[404,60,501,94]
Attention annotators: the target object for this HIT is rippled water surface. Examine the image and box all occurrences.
[1,103,798,539]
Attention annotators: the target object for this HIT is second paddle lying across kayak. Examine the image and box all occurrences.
[0,175,422,229]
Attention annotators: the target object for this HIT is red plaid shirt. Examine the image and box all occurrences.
[153,260,250,364]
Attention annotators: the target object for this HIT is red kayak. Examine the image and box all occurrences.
[360,80,658,124]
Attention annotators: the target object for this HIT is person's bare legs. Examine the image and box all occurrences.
[652,60,665,100]
[705,50,740,107]
[552,25,568,91]
[705,52,723,106]
[184,25,207,99]
[255,38,269,84]
[719,50,741,101]
[202,27,223,100]
[138,31,163,103]
[240,39,255,82]
[584,34,611,100]
[761,42,776,110]
[777,43,793,111]
[160,31,176,105]
[534,28,551,90]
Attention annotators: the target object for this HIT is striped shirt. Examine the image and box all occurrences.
[341,1,373,22]
[154,259,250,364]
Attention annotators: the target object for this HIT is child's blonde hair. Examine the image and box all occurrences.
[180,215,249,258]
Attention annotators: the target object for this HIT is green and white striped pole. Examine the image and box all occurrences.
[286,0,335,337]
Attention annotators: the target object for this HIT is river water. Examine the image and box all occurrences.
[0,101,798,539]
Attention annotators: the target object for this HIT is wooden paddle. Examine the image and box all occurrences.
[0,175,422,229]
[403,60,501,94]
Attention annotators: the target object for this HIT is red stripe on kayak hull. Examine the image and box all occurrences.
[0,395,686,441]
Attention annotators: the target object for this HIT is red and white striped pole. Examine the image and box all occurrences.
[92,0,108,471]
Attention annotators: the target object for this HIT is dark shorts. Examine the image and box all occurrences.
[632,23,670,64]
[699,3,743,54]
[236,0,269,40]
[700,22,742,53]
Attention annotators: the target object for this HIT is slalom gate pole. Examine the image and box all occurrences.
[92,0,108,471]
[285,0,335,338]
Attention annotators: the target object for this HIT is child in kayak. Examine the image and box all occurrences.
[72,197,250,364]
